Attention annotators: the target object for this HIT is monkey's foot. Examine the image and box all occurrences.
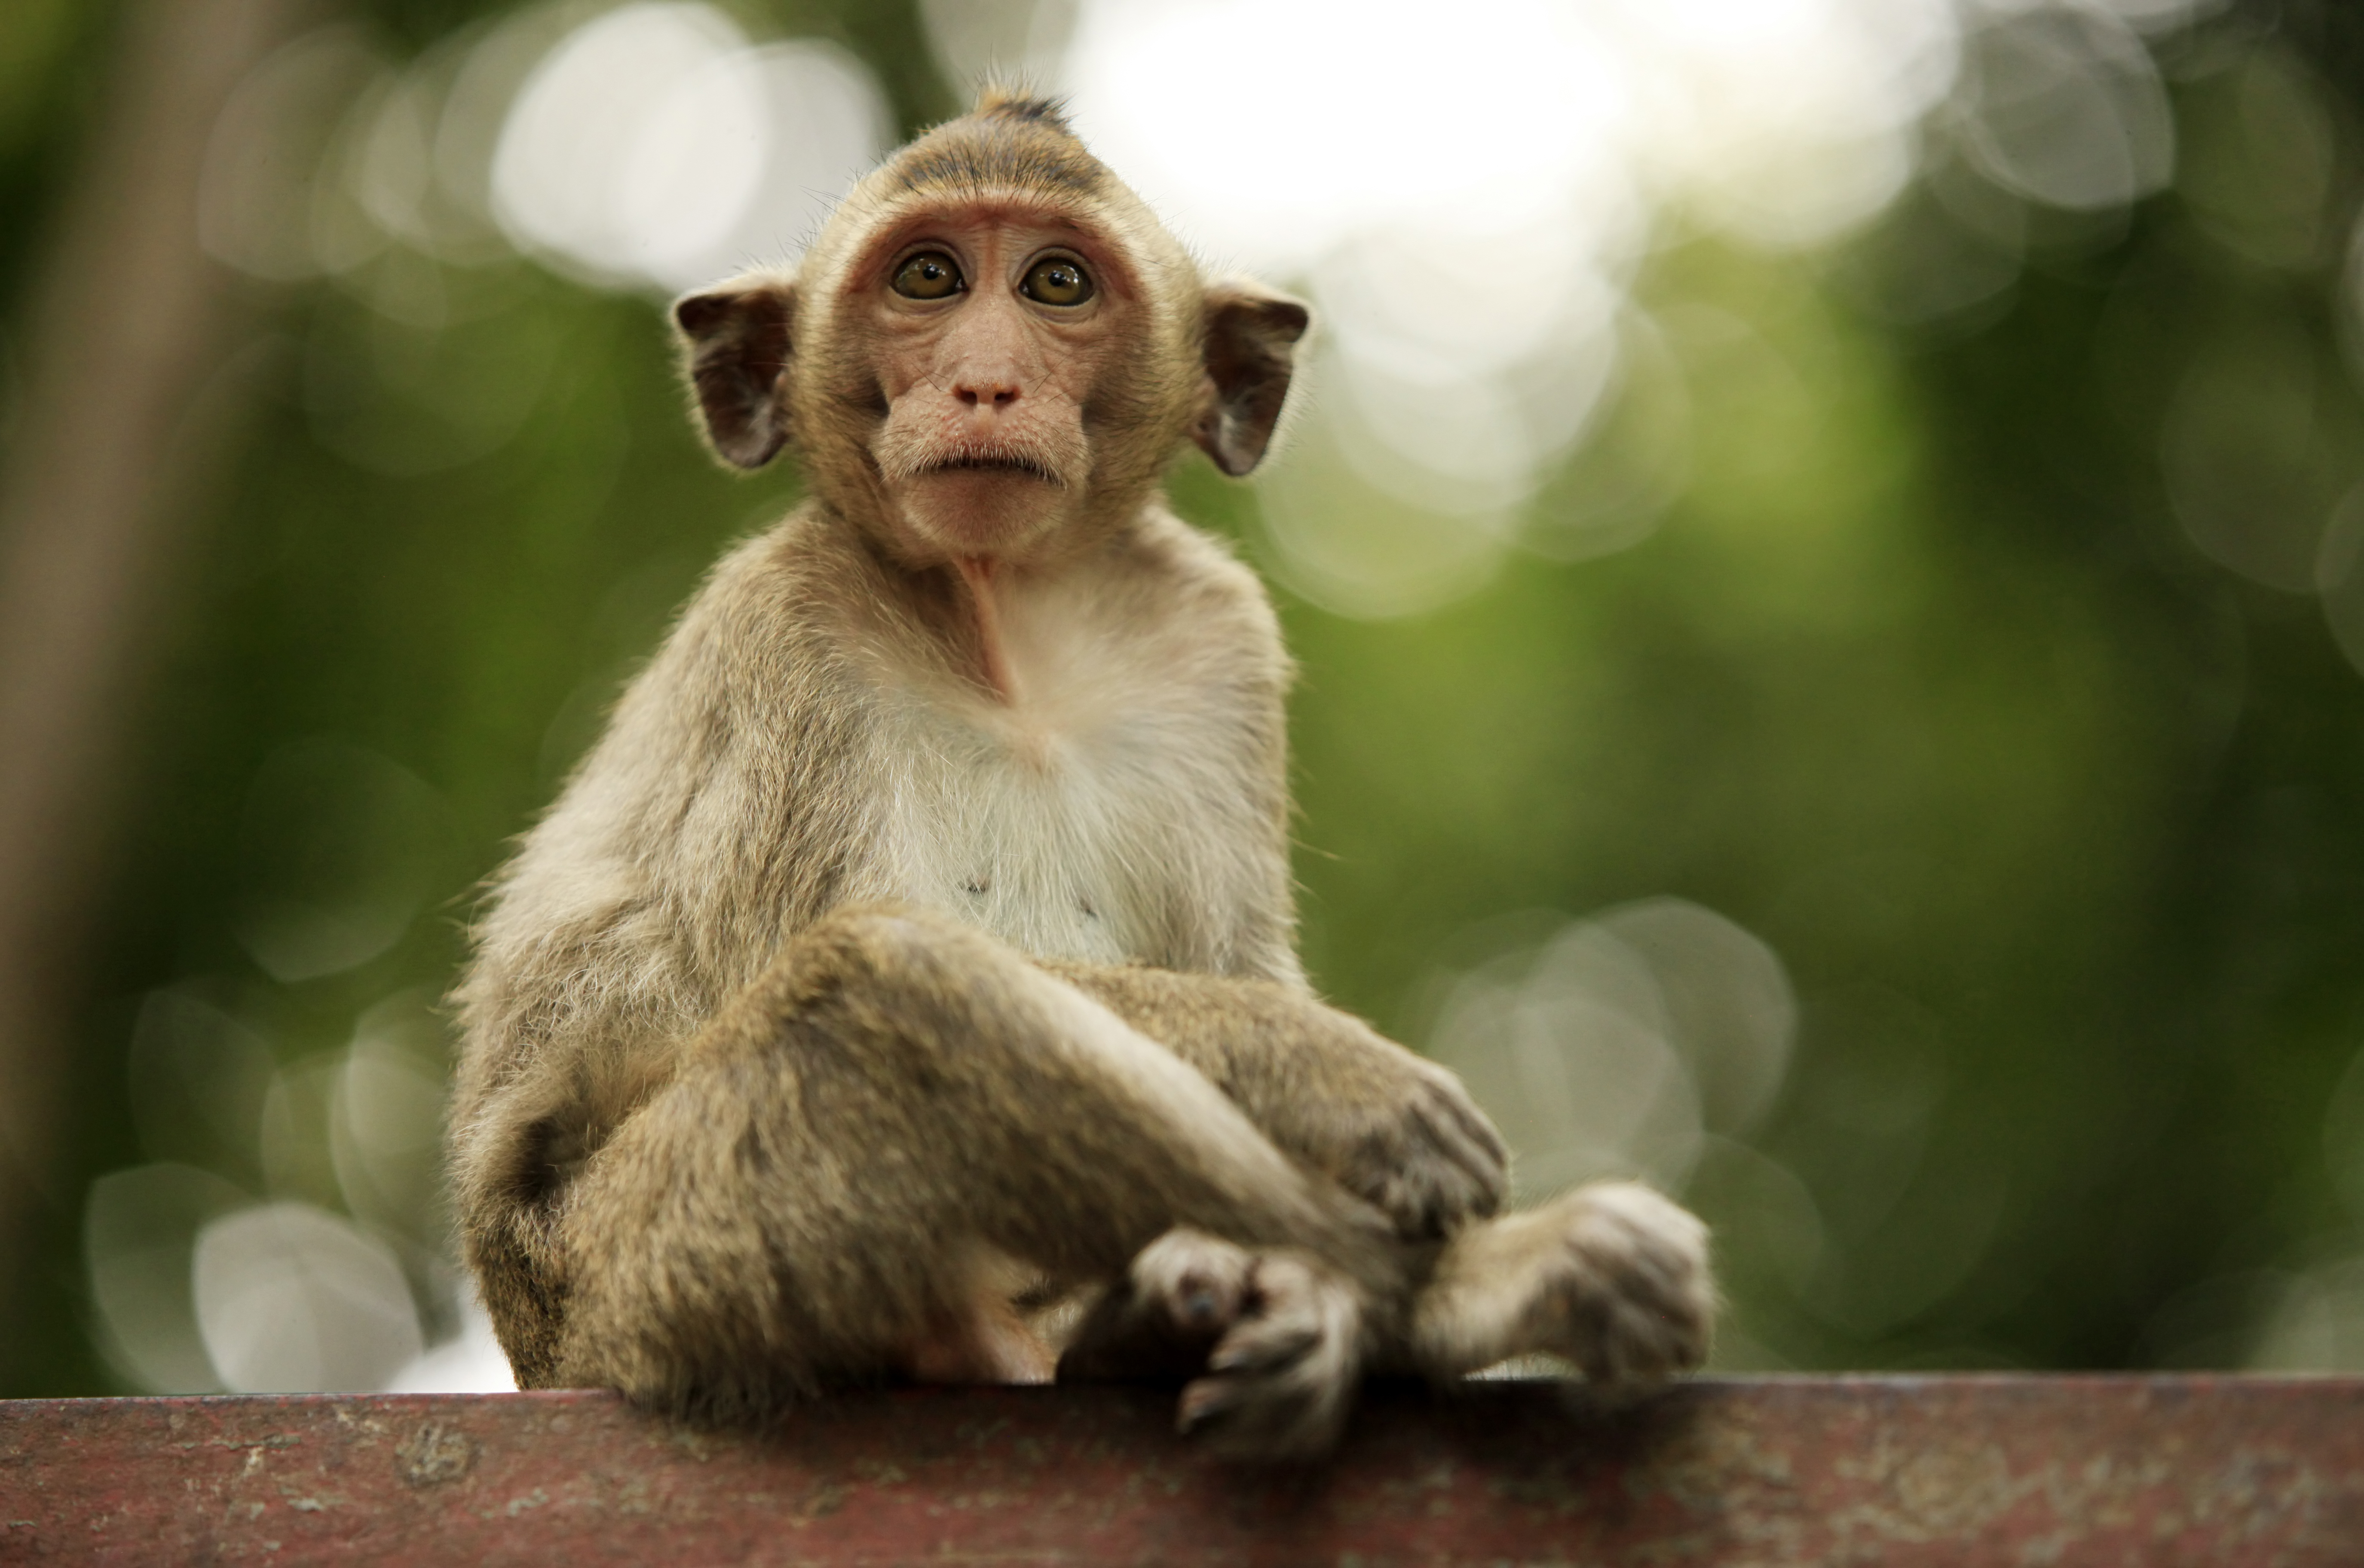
[1060,1228,1363,1461]
[1414,1182,1712,1397]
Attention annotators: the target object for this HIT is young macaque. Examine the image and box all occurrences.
[449,91,1711,1458]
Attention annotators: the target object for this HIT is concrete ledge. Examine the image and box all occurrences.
[3,1377,2361,1565]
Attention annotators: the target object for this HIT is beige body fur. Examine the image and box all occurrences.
[450,93,1711,1458]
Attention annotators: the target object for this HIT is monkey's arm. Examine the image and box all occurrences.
[1038,962,1507,1241]
[1040,970,1707,1402]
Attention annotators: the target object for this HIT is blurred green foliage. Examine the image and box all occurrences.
[4,0,2364,1395]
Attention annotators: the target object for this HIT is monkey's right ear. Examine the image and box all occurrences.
[674,277,796,469]
[1195,281,1311,477]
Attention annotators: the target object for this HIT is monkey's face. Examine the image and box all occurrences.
[671,98,1312,562]
[852,208,1132,565]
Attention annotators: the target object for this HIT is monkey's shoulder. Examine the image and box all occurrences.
[1112,505,1285,643]
[668,507,878,660]
[1028,506,1292,704]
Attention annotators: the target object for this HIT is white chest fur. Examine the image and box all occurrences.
[867,561,1249,967]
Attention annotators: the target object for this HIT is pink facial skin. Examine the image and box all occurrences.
[859,208,1139,572]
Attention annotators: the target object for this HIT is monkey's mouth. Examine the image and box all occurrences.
[925,455,1062,486]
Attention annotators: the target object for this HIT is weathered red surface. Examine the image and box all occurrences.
[3,1378,2361,1565]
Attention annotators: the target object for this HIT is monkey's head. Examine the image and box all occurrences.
[673,91,1310,567]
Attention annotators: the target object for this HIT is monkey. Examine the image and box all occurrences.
[448,90,1712,1460]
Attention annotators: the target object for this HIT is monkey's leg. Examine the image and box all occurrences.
[1406,1181,1713,1393]
[552,905,1397,1455]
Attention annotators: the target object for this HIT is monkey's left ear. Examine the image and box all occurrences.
[674,275,796,469]
[1194,281,1311,477]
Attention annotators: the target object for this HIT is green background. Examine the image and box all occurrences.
[3,0,2363,1394]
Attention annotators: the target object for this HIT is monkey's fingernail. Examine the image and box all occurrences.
[1177,1379,1230,1433]
[1210,1338,1273,1373]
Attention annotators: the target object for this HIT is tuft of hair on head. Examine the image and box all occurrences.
[891,82,1102,200]
[972,83,1072,131]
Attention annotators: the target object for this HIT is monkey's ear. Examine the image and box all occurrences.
[1194,281,1311,477]
[673,276,796,469]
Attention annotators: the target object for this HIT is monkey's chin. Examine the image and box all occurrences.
[893,471,1068,562]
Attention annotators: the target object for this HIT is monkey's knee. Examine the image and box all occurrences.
[743,904,1044,1045]
[792,902,1021,980]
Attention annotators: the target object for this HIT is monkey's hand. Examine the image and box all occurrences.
[1413,1182,1713,1393]
[1040,964,1508,1240]
[1247,1037,1509,1243]
[1059,1227,1362,1461]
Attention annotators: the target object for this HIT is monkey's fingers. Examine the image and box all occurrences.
[1173,1253,1362,1461]
[1411,1088,1511,1207]
[1343,1075,1510,1241]
[1427,1074,1511,1180]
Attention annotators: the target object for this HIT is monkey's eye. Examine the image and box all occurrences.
[1020,257,1094,307]
[891,251,964,300]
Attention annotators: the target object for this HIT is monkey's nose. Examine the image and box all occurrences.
[955,379,1021,408]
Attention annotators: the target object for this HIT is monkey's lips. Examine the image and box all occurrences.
[873,408,1083,496]
[921,454,1062,486]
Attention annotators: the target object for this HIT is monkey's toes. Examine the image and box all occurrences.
[1059,1228,1248,1382]
[1537,1181,1714,1394]
[1059,1229,1366,1458]
[1131,1227,1254,1336]
[1177,1252,1362,1461]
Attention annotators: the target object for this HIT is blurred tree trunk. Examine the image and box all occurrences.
[0,0,300,1303]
